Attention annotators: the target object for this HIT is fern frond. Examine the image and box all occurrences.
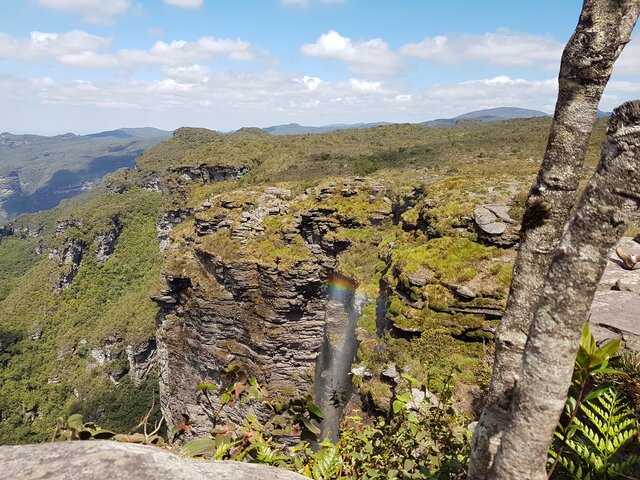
[311,444,342,480]
[606,454,640,475]
[551,384,639,479]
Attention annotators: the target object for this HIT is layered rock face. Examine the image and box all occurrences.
[156,180,393,436]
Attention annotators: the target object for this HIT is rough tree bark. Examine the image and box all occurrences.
[490,100,640,479]
[468,2,640,478]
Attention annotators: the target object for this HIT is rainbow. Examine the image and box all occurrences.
[327,275,357,294]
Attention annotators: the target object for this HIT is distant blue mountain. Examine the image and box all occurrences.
[261,107,552,136]
[263,122,390,136]
[0,127,171,221]
[85,127,171,139]
[422,107,550,126]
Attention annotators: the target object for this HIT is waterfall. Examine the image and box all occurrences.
[314,275,362,442]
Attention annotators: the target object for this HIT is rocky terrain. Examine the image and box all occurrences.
[590,237,640,350]
[0,117,614,444]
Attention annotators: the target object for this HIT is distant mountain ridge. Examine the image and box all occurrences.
[422,107,550,126]
[1,106,608,220]
[0,127,171,221]
[263,121,391,136]
[261,107,552,136]
[85,127,171,140]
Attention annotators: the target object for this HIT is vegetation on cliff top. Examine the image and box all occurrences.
[0,186,162,443]
[0,117,610,445]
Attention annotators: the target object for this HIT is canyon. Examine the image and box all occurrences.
[0,117,623,445]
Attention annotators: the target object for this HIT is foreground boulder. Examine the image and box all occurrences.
[0,441,308,480]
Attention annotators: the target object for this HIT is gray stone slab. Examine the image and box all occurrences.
[0,441,308,480]
[590,290,640,337]
[590,237,640,349]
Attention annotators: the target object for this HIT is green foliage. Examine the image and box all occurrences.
[550,387,640,479]
[181,370,469,479]
[0,187,163,444]
[0,237,39,302]
[53,413,116,441]
[549,324,639,479]
[337,373,469,479]
[181,367,324,457]
[53,398,165,446]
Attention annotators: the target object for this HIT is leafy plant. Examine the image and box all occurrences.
[53,399,165,446]
[52,413,116,441]
[549,323,639,479]
[181,366,324,464]
[337,371,469,479]
[180,369,469,479]
[550,387,640,479]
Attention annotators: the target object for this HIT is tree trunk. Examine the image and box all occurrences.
[489,100,640,479]
[468,2,640,478]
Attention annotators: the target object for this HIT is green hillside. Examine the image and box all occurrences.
[0,129,170,222]
[0,118,608,444]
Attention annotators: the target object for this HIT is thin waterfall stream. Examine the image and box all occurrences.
[314,275,363,442]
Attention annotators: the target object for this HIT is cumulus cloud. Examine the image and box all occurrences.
[3,69,640,134]
[400,29,563,68]
[164,0,203,8]
[162,64,210,82]
[36,0,131,24]
[347,78,383,93]
[294,75,323,91]
[301,30,402,78]
[423,76,557,110]
[0,31,254,68]
[117,37,254,65]
[0,31,112,63]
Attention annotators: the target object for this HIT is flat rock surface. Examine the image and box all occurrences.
[590,237,640,348]
[0,441,308,480]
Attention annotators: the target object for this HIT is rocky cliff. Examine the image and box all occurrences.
[3,119,609,445]
[156,179,394,436]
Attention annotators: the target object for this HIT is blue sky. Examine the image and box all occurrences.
[0,0,638,134]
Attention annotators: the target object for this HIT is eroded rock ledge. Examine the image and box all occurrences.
[0,441,307,480]
[156,179,393,436]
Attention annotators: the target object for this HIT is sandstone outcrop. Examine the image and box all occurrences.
[156,180,393,437]
[0,441,307,480]
[473,204,519,247]
[85,336,156,386]
[590,237,640,350]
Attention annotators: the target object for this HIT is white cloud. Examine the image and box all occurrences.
[614,39,640,77]
[0,31,111,62]
[164,0,203,8]
[348,78,382,93]
[294,75,323,91]
[3,67,640,134]
[400,29,563,68]
[301,30,403,78]
[118,37,254,65]
[0,31,254,68]
[36,0,131,24]
[162,64,210,82]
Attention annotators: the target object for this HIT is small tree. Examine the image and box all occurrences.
[468,1,640,479]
